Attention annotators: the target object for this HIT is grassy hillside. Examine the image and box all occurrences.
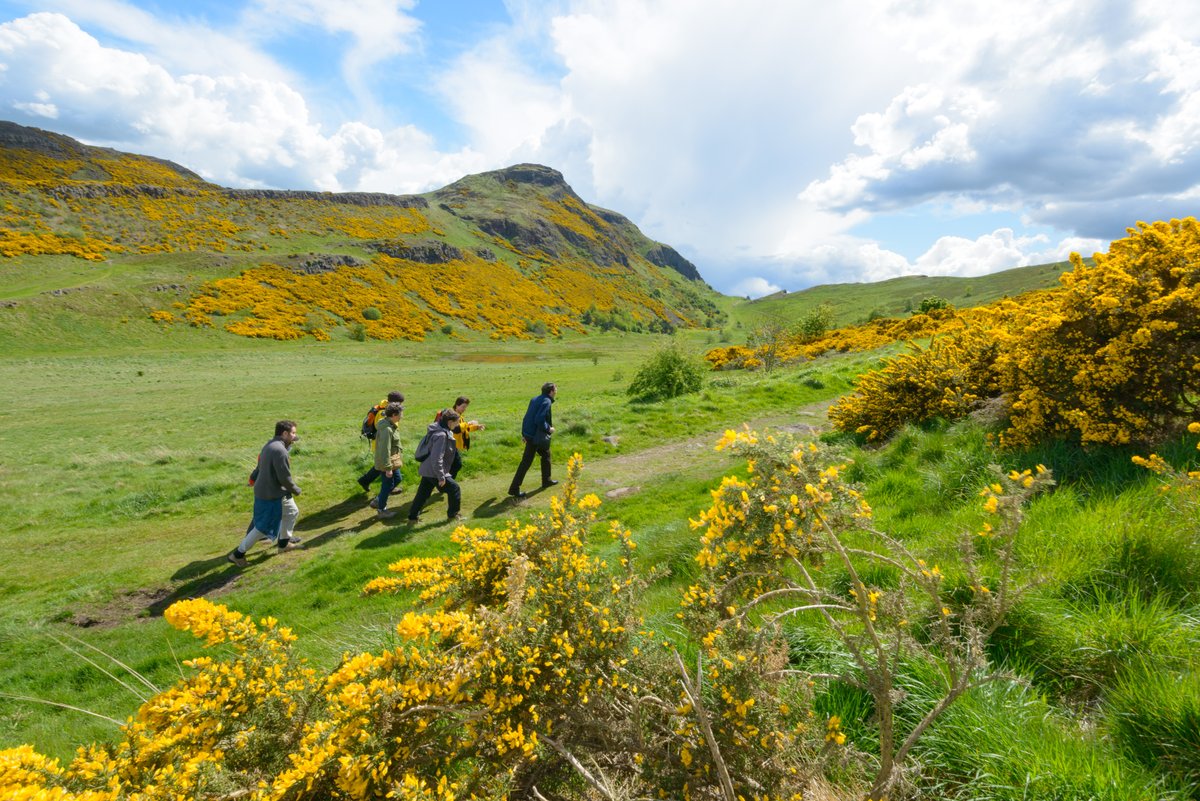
[725,260,1074,329]
[0,122,723,350]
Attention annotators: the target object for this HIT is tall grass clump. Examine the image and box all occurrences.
[913,678,1175,800]
[1108,664,1200,794]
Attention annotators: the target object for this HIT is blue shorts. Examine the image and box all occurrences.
[252,497,283,537]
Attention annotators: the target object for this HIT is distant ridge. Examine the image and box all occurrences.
[0,120,724,345]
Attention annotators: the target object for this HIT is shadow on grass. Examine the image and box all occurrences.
[147,553,272,617]
[296,493,375,532]
[354,514,418,550]
[473,495,519,519]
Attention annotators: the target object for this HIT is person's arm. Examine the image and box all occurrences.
[433,432,450,483]
[375,426,393,473]
[273,444,301,496]
[533,397,552,434]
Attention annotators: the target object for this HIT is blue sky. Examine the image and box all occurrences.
[1,0,1197,296]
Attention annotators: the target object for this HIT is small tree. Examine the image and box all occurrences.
[796,302,836,341]
[746,317,792,372]
[915,296,951,315]
[627,345,705,401]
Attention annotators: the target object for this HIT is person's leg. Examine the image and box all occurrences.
[450,450,462,479]
[235,527,267,555]
[377,472,396,511]
[231,498,281,561]
[277,496,300,547]
[538,443,553,486]
[358,466,381,491]
[408,477,436,520]
[509,440,537,495]
[439,477,462,518]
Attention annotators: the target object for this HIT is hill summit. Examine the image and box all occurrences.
[0,121,723,343]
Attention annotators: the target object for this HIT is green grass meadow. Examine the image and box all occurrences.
[2,255,1199,799]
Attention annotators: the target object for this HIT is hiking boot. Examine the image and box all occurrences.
[377,508,398,519]
[277,537,302,550]
[368,496,379,509]
[390,484,404,494]
[227,551,247,567]
[508,489,526,499]
[448,513,465,522]
[541,479,559,488]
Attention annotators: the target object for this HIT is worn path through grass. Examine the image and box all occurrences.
[79,398,837,626]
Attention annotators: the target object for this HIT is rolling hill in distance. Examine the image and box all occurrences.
[0,120,1070,352]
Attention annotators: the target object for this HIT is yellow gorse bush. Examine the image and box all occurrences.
[804,219,1200,448]
[181,251,683,342]
[683,429,1052,800]
[828,326,1003,442]
[997,218,1200,448]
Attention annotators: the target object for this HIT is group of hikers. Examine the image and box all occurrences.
[227,382,559,567]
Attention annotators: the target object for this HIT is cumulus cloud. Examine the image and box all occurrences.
[1,0,1196,296]
[0,13,478,191]
[800,1,1200,235]
[729,276,781,299]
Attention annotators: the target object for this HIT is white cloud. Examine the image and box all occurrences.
[0,13,480,192]
[31,0,294,83]
[435,36,565,159]
[1,0,1197,296]
[730,276,781,299]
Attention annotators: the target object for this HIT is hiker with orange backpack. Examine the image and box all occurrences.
[358,390,405,496]
[372,402,406,519]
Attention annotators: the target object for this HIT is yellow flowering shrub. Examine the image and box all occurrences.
[0,227,122,261]
[0,600,320,800]
[687,429,1051,799]
[998,218,1200,447]
[828,327,1003,441]
[183,251,688,341]
[821,219,1200,448]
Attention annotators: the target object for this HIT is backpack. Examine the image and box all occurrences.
[414,430,433,462]
[361,403,386,440]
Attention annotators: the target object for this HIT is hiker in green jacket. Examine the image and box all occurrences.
[373,402,405,519]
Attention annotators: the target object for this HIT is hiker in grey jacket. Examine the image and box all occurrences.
[407,409,462,523]
[373,402,405,518]
[228,420,303,567]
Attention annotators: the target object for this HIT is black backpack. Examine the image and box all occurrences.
[414,430,433,462]
[361,403,385,440]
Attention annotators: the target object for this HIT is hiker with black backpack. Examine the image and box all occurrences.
[407,408,462,523]
[372,402,405,519]
[358,390,405,496]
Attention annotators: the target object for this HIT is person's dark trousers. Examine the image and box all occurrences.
[408,476,461,520]
[508,439,552,494]
[358,466,382,490]
[377,471,398,512]
[450,451,463,479]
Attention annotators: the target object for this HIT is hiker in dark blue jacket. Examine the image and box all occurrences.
[508,382,558,498]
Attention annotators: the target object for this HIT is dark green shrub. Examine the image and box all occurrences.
[348,323,367,341]
[915,296,951,314]
[362,307,382,321]
[626,345,705,401]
